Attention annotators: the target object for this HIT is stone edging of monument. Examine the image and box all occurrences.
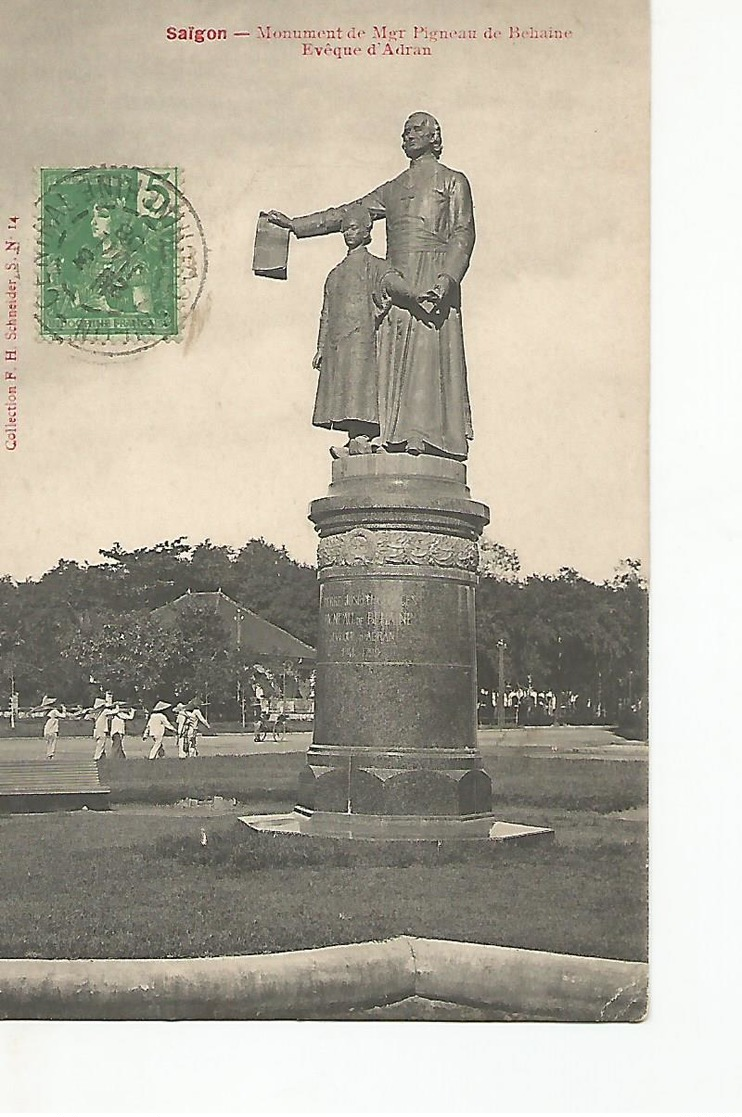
[0,936,647,1021]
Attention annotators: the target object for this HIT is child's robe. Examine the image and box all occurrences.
[312,246,391,431]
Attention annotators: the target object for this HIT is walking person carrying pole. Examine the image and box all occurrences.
[110,706,134,759]
[43,701,67,760]
[92,699,117,761]
[174,703,189,758]
[144,702,176,760]
[184,702,210,758]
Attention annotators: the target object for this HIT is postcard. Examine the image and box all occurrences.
[0,0,649,1040]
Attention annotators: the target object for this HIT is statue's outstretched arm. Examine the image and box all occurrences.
[273,183,389,239]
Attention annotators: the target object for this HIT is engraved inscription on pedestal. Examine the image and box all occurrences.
[320,583,422,662]
[314,574,477,750]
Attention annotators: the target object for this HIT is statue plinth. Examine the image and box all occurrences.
[298,453,493,820]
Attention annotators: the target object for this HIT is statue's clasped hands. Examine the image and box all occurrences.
[418,274,454,310]
[412,275,455,327]
[380,271,454,320]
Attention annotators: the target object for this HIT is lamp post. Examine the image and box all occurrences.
[496,639,506,729]
[554,634,563,726]
[9,666,16,730]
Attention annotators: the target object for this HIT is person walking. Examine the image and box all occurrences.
[254,705,272,742]
[92,699,117,761]
[43,702,67,759]
[184,702,210,757]
[109,707,134,759]
[144,702,176,760]
[174,703,189,758]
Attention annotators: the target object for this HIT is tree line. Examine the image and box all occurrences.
[0,536,647,730]
[0,538,318,714]
[476,543,647,733]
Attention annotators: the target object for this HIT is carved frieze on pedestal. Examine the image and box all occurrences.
[317,528,479,572]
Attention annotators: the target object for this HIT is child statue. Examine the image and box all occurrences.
[311,203,414,457]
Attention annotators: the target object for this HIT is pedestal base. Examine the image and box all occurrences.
[308,452,493,820]
[240,811,555,844]
[297,745,492,816]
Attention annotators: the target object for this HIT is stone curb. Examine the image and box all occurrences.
[0,937,647,1021]
[410,939,647,1021]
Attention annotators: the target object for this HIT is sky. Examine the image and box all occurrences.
[0,0,649,583]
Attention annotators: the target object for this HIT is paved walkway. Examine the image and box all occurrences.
[0,731,306,762]
[0,725,646,763]
[477,726,647,761]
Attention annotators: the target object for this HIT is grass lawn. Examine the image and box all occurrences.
[98,752,647,814]
[98,754,304,806]
[0,751,647,963]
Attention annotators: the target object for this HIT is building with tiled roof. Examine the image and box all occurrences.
[152,589,315,660]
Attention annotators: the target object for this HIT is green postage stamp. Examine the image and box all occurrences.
[39,166,206,355]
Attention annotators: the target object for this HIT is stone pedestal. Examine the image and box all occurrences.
[297,453,493,821]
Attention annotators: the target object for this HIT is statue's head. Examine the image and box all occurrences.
[341,203,373,248]
[402,112,442,159]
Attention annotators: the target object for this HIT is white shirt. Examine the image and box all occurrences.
[44,708,64,735]
[147,711,173,736]
[94,710,114,737]
[110,710,133,735]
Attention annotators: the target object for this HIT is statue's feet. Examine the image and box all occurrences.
[329,444,350,460]
[405,437,425,456]
[348,435,374,455]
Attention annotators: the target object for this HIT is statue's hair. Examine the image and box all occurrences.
[341,203,373,239]
[406,112,443,157]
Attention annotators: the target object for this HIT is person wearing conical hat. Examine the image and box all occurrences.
[110,706,134,760]
[43,702,67,760]
[92,700,119,761]
[182,701,210,758]
[144,702,176,760]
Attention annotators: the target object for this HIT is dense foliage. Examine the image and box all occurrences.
[0,537,647,726]
[477,555,648,726]
[0,538,318,711]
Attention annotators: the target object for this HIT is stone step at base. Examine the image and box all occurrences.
[239,810,554,843]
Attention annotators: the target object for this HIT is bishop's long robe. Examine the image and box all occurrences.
[293,153,476,459]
